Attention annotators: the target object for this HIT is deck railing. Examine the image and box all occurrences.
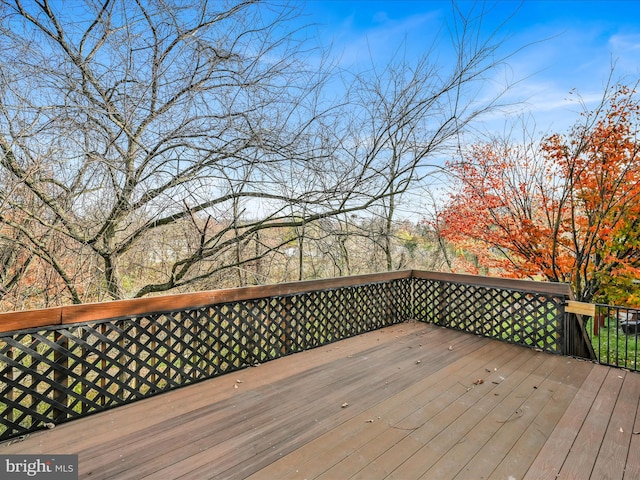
[0,270,591,442]
[586,303,640,371]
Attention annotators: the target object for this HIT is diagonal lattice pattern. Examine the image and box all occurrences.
[412,278,564,353]
[0,279,411,441]
[0,276,569,442]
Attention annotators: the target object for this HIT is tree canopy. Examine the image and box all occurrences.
[436,85,640,304]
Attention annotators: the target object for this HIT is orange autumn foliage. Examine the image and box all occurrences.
[437,86,640,304]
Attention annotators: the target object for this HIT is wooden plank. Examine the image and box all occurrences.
[590,370,640,480]
[383,350,558,479]
[624,373,640,480]
[411,270,573,296]
[566,300,596,317]
[0,307,62,333]
[522,364,609,479]
[63,270,414,325]
[427,356,573,480]
[1,322,424,453]
[247,337,505,480]
[75,324,465,479]
[0,269,574,332]
[328,341,540,479]
[149,327,486,480]
[0,270,413,331]
[472,358,594,480]
[555,368,626,479]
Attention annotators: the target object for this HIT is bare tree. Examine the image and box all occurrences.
[0,0,348,303]
[0,0,518,308]
[0,178,36,308]
[337,2,516,271]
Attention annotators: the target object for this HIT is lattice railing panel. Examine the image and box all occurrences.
[0,279,408,441]
[412,278,564,353]
[0,275,568,442]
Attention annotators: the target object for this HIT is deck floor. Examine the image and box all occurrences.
[3,322,639,479]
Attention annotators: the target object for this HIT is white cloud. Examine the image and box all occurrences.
[609,33,640,52]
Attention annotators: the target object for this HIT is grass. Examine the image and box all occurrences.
[586,316,639,370]
[422,308,560,353]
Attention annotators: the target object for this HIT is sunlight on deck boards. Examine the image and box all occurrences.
[3,322,638,480]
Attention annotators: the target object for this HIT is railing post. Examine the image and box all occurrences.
[149,321,157,387]
[561,301,569,356]
[408,275,415,322]
[436,281,445,325]
[562,298,597,360]
[5,343,16,431]
[99,323,107,406]
[593,311,605,336]
[118,320,129,401]
[52,331,69,424]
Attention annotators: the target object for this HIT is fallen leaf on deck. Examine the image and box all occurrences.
[473,379,484,385]
[492,376,505,385]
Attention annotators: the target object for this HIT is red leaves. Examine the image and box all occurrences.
[436,86,640,303]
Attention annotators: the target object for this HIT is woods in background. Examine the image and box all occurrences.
[0,0,638,311]
[0,0,507,310]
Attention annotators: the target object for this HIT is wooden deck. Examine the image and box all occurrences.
[2,322,639,479]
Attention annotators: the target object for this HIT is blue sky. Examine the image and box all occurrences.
[298,0,640,135]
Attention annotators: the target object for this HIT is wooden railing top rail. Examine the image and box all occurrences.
[0,270,412,333]
[0,270,575,334]
[412,271,574,296]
